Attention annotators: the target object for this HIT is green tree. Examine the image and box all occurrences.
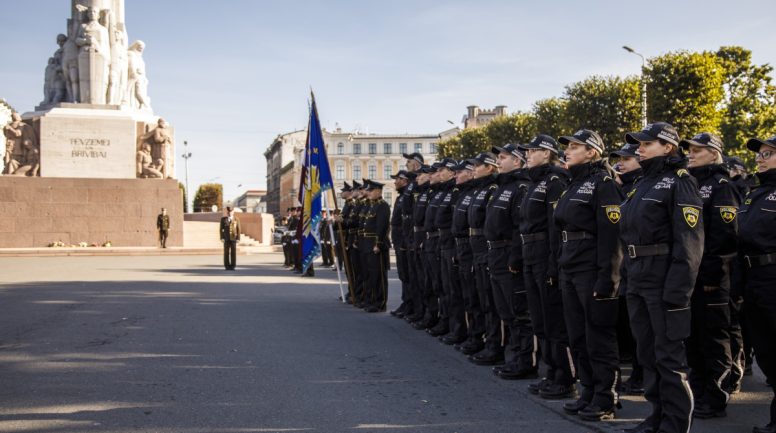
[438,127,490,160]
[178,182,188,213]
[564,75,643,149]
[485,112,538,147]
[646,50,726,138]
[533,98,569,138]
[716,46,776,168]
[193,183,223,212]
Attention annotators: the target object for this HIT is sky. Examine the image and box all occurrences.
[2,0,776,202]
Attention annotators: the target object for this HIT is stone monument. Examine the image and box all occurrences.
[0,1,183,248]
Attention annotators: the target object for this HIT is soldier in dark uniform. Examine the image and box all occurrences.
[620,122,704,433]
[431,158,464,341]
[350,182,369,306]
[466,152,503,365]
[487,144,537,380]
[399,152,424,321]
[389,170,414,317]
[410,166,436,330]
[517,135,574,398]
[681,133,739,419]
[360,180,391,313]
[739,135,776,433]
[320,211,333,267]
[282,208,293,267]
[610,143,646,396]
[220,206,241,270]
[156,207,169,248]
[554,130,624,420]
[336,184,355,302]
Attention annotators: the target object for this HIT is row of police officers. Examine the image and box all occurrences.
[330,123,776,433]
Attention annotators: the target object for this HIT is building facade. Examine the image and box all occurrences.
[463,105,507,129]
[234,189,267,213]
[263,128,439,217]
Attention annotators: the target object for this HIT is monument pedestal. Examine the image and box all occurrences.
[23,104,171,179]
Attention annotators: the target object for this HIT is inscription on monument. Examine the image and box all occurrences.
[71,138,110,158]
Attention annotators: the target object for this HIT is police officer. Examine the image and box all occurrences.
[518,135,574,397]
[487,143,537,380]
[360,180,391,313]
[400,152,424,321]
[555,130,624,420]
[739,134,776,433]
[337,184,355,302]
[357,179,375,305]
[423,162,449,336]
[287,208,300,271]
[620,122,704,433]
[610,143,645,396]
[680,132,739,419]
[320,210,334,267]
[451,160,486,353]
[410,166,435,329]
[466,152,503,365]
[433,158,466,342]
[389,170,415,317]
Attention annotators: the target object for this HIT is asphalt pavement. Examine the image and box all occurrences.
[0,253,771,433]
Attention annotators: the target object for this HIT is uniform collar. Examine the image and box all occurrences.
[688,163,726,182]
[619,168,643,185]
[756,168,776,186]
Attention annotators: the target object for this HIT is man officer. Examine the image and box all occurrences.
[360,180,391,312]
[220,206,241,270]
[390,170,416,317]
[156,207,169,248]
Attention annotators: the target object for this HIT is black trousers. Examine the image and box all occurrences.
[525,261,574,386]
[395,247,412,312]
[561,269,619,408]
[321,241,333,265]
[727,297,745,389]
[457,239,483,344]
[618,295,643,382]
[421,238,441,322]
[282,241,291,266]
[158,229,168,248]
[627,257,693,433]
[489,246,536,370]
[471,236,501,353]
[291,241,300,269]
[687,283,731,409]
[746,265,776,424]
[441,247,465,338]
[407,247,425,319]
[361,240,388,310]
[349,242,363,303]
[223,240,237,269]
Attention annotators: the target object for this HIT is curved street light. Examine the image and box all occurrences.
[623,46,648,127]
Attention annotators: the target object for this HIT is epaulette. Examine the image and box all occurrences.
[550,175,559,181]
[602,175,613,182]
[488,184,498,190]
[676,169,689,178]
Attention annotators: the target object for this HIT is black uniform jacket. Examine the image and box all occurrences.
[554,162,624,297]
[412,183,431,249]
[467,174,498,255]
[361,198,391,251]
[391,186,406,250]
[620,155,705,307]
[485,169,530,270]
[519,164,569,278]
[401,181,416,249]
[738,168,776,257]
[689,164,739,289]
[452,180,476,238]
[434,179,459,250]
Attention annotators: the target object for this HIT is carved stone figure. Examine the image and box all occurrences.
[3,113,36,175]
[107,14,128,105]
[125,40,151,110]
[12,139,40,177]
[137,143,163,178]
[139,118,171,178]
[75,6,110,104]
[62,20,81,102]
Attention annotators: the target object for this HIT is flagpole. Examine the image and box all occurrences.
[322,190,346,303]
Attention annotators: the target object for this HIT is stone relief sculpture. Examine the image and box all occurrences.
[107,16,128,105]
[3,113,39,176]
[75,6,111,104]
[136,142,163,178]
[62,20,81,103]
[12,139,40,177]
[125,40,151,110]
[137,118,171,178]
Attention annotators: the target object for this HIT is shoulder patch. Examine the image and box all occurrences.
[676,169,689,178]
[603,175,612,182]
[718,177,728,184]
[550,175,559,181]
[488,184,498,190]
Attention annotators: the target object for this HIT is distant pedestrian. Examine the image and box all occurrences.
[156,207,169,248]
[220,206,240,270]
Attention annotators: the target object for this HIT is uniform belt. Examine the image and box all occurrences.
[627,243,670,259]
[744,253,776,269]
[520,232,547,244]
[561,231,592,243]
[426,231,440,239]
[357,230,365,235]
[348,229,358,234]
[455,237,469,246]
[414,226,424,232]
[438,229,452,236]
[469,228,483,236]
[487,239,511,250]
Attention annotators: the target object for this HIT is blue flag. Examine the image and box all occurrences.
[300,94,334,273]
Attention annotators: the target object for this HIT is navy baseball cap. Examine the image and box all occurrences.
[723,156,746,172]
[520,134,560,155]
[680,132,724,154]
[402,152,424,164]
[492,143,526,163]
[390,170,417,180]
[365,180,384,191]
[559,129,606,155]
[439,157,459,170]
[469,152,498,167]
[609,142,639,158]
[746,135,776,152]
[626,122,680,147]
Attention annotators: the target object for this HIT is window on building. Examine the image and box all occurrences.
[383,163,393,180]
[353,143,361,154]
[336,163,344,180]
[369,143,377,154]
[352,163,361,180]
[384,191,392,203]
[337,143,344,155]
[399,143,407,154]
[414,143,423,153]
[368,163,376,179]
[429,142,437,154]
[384,143,392,154]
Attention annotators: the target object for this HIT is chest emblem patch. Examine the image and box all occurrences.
[605,205,621,224]
[720,207,736,224]
[682,207,700,228]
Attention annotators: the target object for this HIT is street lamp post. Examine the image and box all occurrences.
[181,140,192,212]
[623,45,648,127]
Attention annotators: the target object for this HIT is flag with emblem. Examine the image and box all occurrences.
[300,93,334,273]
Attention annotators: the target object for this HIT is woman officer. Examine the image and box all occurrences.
[739,135,776,433]
[620,122,704,433]
[554,130,624,421]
